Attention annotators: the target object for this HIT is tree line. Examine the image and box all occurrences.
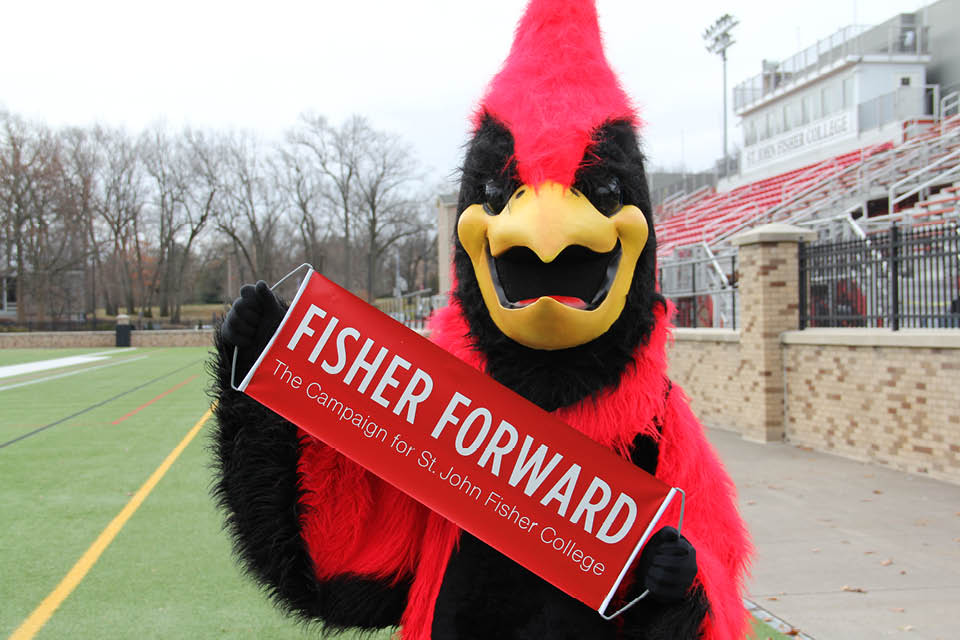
[0,111,438,326]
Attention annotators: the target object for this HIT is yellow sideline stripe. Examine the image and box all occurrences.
[9,406,215,640]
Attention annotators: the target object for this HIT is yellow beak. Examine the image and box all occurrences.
[457,181,649,350]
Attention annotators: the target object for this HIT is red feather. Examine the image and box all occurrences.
[297,439,430,581]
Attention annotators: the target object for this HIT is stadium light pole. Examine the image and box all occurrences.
[703,14,739,176]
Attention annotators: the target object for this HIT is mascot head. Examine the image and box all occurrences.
[452,0,663,411]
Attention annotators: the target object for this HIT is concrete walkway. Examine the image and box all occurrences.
[708,428,960,640]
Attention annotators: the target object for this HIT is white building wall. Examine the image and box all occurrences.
[924,0,960,95]
[857,62,927,103]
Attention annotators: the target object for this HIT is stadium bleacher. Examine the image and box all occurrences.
[655,147,889,254]
[655,109,960,255]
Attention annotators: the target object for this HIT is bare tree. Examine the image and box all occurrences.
[287,114,427,299]
[0,108,436,325]
[0,114,77,322]
[277,143,328,273]
[141,126,217,322]
[211,131,287,284]
[141,127,177,317]
[166,128,218,322]
[60,126,105,321]
[355,130,426,300]
[289,114,371,291]
[93,127,148,315]
[396,220,439,294]
[0,113,38,322]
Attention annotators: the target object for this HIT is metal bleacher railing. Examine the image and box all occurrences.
[888,147,960,215]
[747,111,960,241]
[656,184,712,221]
[658,248,739,329]
[859,85,940,132]
[734,22,929,113]
[793,108,960,240]
[941,90,960,121]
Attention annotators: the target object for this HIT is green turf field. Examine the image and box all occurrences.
[747,619,795,640]
[0,347,789,639]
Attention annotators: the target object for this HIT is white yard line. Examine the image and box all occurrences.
[0,356,148,392]
[0,349,136,380]
[78,348,137,358]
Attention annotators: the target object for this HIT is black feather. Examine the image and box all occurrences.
[619,586,710,639]
[432,533,617,640]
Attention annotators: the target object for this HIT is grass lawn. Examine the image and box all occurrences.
[748,618,796,639]
[1,347,795,639]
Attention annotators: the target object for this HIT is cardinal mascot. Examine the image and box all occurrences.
[210,1,751,638]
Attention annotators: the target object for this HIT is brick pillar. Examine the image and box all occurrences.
[732,224,816,442]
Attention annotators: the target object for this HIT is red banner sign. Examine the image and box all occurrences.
[238,268,678,615]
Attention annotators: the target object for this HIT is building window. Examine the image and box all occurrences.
[785,100,802,130]
[767,110,782,137]
[803,92,821,123]
[821,82,840,116]
[745,119,757,146]
[843,77,854,109]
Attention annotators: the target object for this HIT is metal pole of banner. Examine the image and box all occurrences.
[598,488,687,621]
[230,263,315,391]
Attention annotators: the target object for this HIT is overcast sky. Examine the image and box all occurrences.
[1,0,932,189]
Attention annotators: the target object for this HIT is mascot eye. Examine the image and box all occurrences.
[583,176,622,216]
[482,180,509,215]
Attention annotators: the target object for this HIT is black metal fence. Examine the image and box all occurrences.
[799,222,960,329]
[659,253,739,329]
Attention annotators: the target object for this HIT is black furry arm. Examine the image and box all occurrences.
[209,324,410,631]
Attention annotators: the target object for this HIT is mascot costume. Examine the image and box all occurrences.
[211,1,751,638]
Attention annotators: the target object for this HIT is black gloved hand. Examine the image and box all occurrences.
[221,281,285,377]
[636,526,698,603]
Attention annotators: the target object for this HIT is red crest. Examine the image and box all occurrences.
[477,0,639,187]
